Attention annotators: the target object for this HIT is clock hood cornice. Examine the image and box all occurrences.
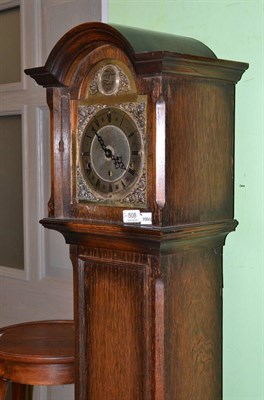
[25,22,248,87]
[40,218,238,256]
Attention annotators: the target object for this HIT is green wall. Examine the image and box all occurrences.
[108,2,263,399]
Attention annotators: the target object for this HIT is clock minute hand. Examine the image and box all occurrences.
[95,131,107,153]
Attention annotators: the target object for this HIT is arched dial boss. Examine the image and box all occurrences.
[80,107,144,198]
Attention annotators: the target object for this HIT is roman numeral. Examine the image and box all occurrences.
[128,131,136,138]
[119,113,125,126]
[85,162,92,175]
[96,179,100,188]
[128,168,136,176]
[107,111,111,122]
[93,118,100,127]
[131,150,139,156]
[82,151,89,156]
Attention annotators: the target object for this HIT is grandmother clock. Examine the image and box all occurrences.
[25,23,248,399]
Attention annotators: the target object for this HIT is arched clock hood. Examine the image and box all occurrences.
[25,22,246,88]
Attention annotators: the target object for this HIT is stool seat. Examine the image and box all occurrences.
[0,320,74,400]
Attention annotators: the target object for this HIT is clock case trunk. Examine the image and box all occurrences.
[25,23,248,400]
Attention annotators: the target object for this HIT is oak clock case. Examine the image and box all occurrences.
[25,22,248,400]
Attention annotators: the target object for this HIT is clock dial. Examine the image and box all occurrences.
[79,107,143,198]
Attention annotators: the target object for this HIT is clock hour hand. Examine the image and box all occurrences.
[95,131,126,170]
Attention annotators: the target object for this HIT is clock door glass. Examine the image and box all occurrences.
[80,107,143,198]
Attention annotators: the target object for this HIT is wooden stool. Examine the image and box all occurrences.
[0,320,74,400]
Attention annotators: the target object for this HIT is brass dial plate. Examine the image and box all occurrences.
[77,102,147,206]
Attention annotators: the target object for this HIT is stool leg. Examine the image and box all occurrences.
[0,379,8,400]
[11,383,27,400]
[11,384,33,400]
[26,385,33,400]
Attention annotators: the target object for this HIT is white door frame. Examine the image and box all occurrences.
[0,1,105,398]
